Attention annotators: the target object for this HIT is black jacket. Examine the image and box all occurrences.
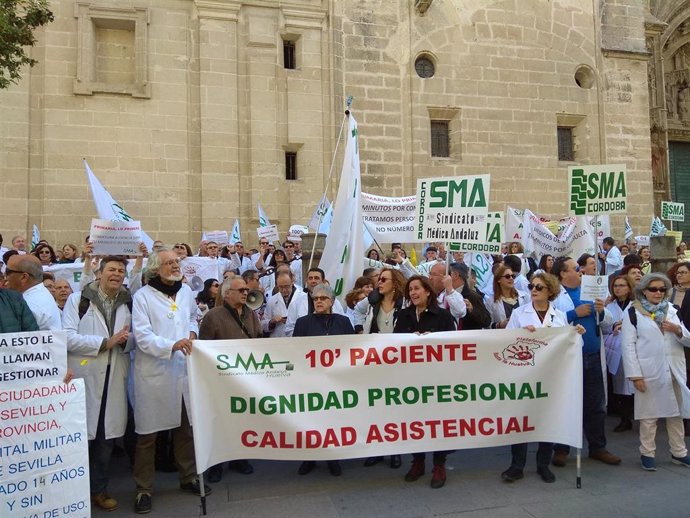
[393,304,456,334]
[293,312,355,337]
[459,284,492,330]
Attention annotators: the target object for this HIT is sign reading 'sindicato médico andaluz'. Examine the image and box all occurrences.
[661,201,685,222]
[568,164,627,216]
[415,175,490,243]
[187,329,583,469]
[449,211,504,254]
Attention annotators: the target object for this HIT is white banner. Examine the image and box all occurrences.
[0,331,67,384]
[181,257,223,284]
[188,329,583,470]
[45,259,147,292]
[507,207,609,246]
[521,209,596,260]
[89,219,143,256]
[204,230,229,246]
[361,192,416,243]
[0,379,90,518]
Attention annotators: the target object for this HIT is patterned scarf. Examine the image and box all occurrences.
[634,298,669,329]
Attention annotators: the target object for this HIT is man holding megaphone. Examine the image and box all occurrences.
[198,275,262,482]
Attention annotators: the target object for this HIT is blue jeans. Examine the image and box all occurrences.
[511,442,553,469]
[555,351,607,455]
[90,366,114,494]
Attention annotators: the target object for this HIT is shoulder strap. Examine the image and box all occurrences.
[628,306,637,328]
[78,294,90,320]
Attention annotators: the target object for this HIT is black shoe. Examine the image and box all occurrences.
[537,466,556,483]
[298,461,315,475]
[228,460,254,475]
[390,455,402,469]
[613,418,633,432]
[364,456,383,467]
[500,466,524,482]
[207,464,223,483]
[327,461,342,476]
[134,493,152,514]
[180,479,212,496]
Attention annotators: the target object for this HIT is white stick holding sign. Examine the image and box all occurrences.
[257,224,280,243]
[90,219,143,256]
[580,275,609,302]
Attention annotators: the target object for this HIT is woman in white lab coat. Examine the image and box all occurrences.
[502,272,583,484]
[621,273,690,471]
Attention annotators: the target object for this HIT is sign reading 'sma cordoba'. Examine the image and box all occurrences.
[415,175,490,244]
[568,164,627,216]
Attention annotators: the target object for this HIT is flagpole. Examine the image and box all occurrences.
[307,97,351,273]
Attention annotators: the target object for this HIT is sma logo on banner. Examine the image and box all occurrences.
[661,201,685,222]
[568,164,627,216]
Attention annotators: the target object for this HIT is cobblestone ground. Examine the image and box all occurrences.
[103,417,690,518]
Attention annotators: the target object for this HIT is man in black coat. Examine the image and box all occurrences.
[448,262,491,330]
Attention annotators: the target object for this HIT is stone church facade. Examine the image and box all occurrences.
[0,0,677,247]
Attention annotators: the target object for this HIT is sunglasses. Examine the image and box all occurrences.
[313,296,331,301]
[211,283,219,287]
[4,268,23,276]
[527,284,546,292]
[501,274,516,280]
[229,288,250,294]
[645,287,667,293]
[174,244,185,248]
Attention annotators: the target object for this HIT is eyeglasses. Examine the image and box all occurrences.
[284,244,294,248]
[260,241,269,246]
[313,296,331,302]
[174,244,185,249]
[379,277,391,283]
[677,271,690,275]
[229,288,250,294]
[645,287,667,293]
[39,250,51,255]
[527,284,546,292]
[211,283,219,287]
[501,274,516,280]
[4,268,23,276]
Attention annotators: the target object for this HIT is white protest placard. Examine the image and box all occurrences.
[0,379,90,518]
[507,207,609,246]
[361,192,416,243]
[521,209,596,260]
[188,328,582,469]
[257,225,280,243]
[89,219,142,256]
[415,175,490,244]
[661,201,685,222]
[568,164,627,216]
[450,211,504,254]
[204,230,229,246]
[0,331,67,384]
[180,257,225,284]
[636,235,650,247]
[580,275,609,301]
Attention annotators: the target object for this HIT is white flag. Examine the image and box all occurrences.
[258,204,271,228]
[624,217,633,240]
[230,219,241,244]
[320,115,364,300]
[84,160,154,250]
[308,194,331,231]
[318,204,333,235]
[31,224,40,250]
[650,216,667,237]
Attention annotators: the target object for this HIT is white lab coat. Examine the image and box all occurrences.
[284,290,345,337]
[621,305,690,420]
[485,290,530,327]
[261,287,301,337]
[436,290,467,322]
[506,302,569,330]
[23,283,62,331]
[132,284,199,434]
[62,290,133,440]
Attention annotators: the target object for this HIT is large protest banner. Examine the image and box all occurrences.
[506,207,609,246]
[0,331,90,518]
[521,209,596,259]
[188,329,582,471]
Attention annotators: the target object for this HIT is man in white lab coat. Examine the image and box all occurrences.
[131,248,209,514]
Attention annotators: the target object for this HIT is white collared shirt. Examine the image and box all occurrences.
[23,283,62,330]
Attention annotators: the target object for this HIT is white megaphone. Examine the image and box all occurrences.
[189,276,204,292]
[246,289,265,310]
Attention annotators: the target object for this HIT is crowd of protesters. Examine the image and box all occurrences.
[2,230,690,512]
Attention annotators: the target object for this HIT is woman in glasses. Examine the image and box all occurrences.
[394,275,456,489]
[173,243,192,259]
[486,264,529,330]
[502,272,583,484]
[354,268,407,469]
[622,273,690,471]
[602,275,635,432]
[32,243,58,266]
